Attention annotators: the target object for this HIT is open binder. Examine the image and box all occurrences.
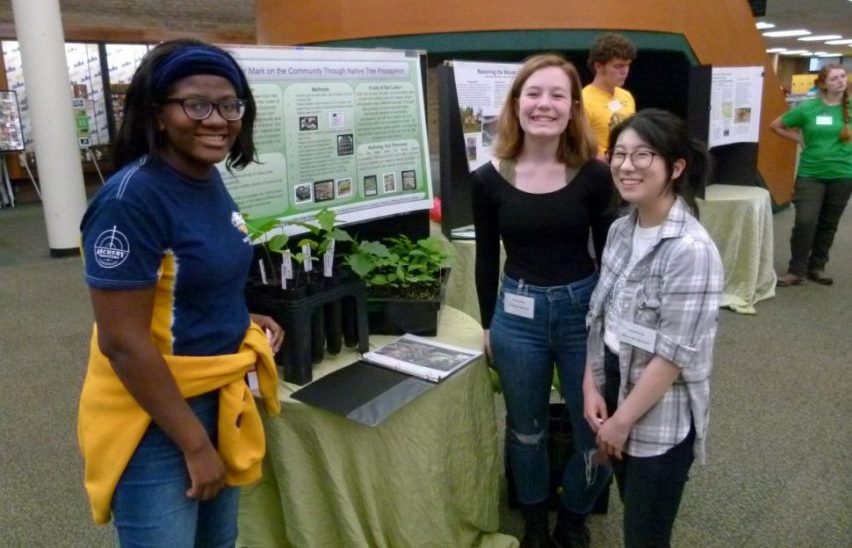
[291,335,482,426]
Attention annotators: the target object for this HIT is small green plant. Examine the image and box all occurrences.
[344,235,450,300]
[246,209,352,288]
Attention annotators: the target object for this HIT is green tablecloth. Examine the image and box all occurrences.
[697,184,776,315]
[237,306,518,548]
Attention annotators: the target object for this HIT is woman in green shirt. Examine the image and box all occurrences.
[770,64,851,286]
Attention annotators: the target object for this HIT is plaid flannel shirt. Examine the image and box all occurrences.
[586,197,723,463]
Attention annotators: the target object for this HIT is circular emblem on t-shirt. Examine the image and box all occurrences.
[93,226,131,269]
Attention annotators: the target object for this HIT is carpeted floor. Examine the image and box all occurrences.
[1,200,850,547]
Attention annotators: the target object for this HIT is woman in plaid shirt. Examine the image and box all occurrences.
[583,109,723,547]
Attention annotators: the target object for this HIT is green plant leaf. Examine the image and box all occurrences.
[267,234,289,253]
[347,254,376,277]
[359,241,391,257]
[316,208,336,232]
[332,228,352,242]
[289,221,321,235]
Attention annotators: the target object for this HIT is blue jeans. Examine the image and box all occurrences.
[788,177,852,275]
[490,273,611,513]
[604,349,695,548]
[112,391,238,548]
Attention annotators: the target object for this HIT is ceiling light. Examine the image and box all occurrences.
[815,52,843,57]
[755,22,775,30]
[825,39,852,45]
[781,50,810,55]
[797,35,842,42]
[763,29,811,38]
[766,48,787,53]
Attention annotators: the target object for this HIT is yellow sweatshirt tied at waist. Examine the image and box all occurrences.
[77,322,280,525]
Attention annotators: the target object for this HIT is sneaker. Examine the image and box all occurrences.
[807,270,833,285]
[776,272,805,287]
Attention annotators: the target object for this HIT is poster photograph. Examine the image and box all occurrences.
[382,172,397,193]
[219,46,433,233]
[364,174,378,196]
[336,177,353,198]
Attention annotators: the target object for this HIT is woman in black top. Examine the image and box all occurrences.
[472,53,615,548]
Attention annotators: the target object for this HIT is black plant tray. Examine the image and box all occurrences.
[245,278,369,385]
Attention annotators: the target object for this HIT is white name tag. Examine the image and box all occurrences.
[246,370,260,397]
[504,292,535,319]
[608,99,622,113]
[619,320,657,353]
[816,115,833,126]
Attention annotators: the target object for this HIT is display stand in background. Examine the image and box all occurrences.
[697,184,776,314]
[0,90,24,208]
[437,63,473,239]
[687,65,765,191]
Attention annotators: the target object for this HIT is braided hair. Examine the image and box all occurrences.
[815,64,850,142]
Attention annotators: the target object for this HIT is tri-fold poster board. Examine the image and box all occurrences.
[438,60,521,238]
[221,46,433,233]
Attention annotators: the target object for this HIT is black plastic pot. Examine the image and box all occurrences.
[244,277,369,385]
[365,268,451,336]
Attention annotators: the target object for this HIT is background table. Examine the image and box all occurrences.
[697,184,776,314]
[237,306,517,548]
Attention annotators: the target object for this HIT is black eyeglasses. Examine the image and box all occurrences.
[161,97,246,121]
[609,150,657,169]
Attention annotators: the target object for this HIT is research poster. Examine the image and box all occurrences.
[451,60,520,172]
[221,46,432,230]
[0,90,24,152]
[708,66,763,147]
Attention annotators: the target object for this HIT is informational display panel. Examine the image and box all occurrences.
[0,90,24,152]
[106,44,151,131]
[2,41,113,150]
[708,66,763,148]
[221,46,433,229]
[450,60,520,172]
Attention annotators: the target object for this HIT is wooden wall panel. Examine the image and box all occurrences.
[256,0,797,203]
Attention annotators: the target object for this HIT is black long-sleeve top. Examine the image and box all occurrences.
[471,159,615,328]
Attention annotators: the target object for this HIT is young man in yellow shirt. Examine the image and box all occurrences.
[583,33,637,158]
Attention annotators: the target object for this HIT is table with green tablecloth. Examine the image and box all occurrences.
[237,306,518,548]
[697,184,776,314]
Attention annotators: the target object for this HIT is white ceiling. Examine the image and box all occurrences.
[756,0,852,58]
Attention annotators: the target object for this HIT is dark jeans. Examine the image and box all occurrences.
[112,392,238,548]
[604,349,695,548]
[788,177,852,275]
[490,273,611,514]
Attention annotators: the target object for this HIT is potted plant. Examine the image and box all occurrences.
[343,234,451,335]
[243,209,369,385]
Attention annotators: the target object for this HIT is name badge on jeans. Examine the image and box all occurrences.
[504,292,535,319]
[619,320,657,353]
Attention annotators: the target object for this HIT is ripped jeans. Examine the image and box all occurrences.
[491,274,611,513]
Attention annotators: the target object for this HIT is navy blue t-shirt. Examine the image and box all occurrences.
[81,156,254,356]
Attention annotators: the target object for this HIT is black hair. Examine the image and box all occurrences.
[112,39,257,171]
[607,108,710,216]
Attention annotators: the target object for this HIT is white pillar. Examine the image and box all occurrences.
[11,0,88,256]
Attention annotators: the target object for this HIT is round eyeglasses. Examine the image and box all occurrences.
[609,150,657,169]
[161,97,246,121]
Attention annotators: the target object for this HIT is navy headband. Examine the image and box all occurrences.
[151,46,245,96]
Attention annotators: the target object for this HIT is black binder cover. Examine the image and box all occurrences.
[291,360,434,426]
